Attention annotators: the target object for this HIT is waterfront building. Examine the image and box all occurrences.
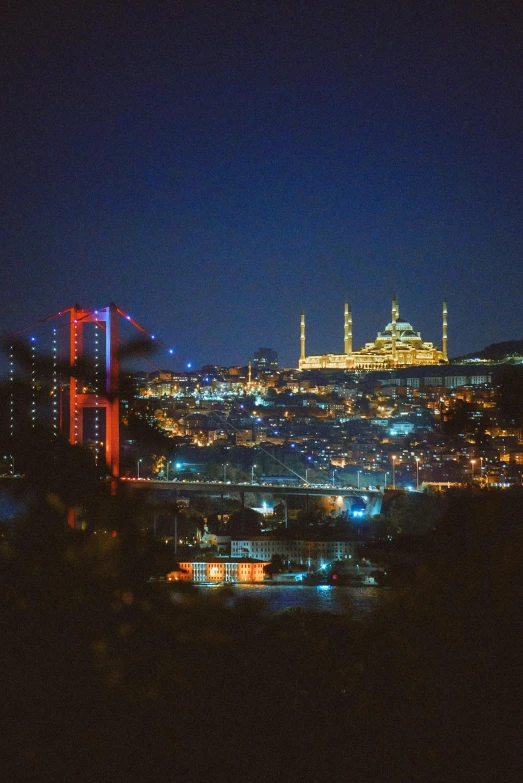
[231,538,359,570]
[169,558,268,583]
[299,297,448,370]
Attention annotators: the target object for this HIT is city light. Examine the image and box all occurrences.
[5,301,519,509]
[3,11,520,775]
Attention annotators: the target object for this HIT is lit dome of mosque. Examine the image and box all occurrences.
[378,313,422,343]
[383,318,414,332]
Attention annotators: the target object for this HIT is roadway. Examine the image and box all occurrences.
[0,475,384,514]
[121,477,383,500]
[1,474,382,499]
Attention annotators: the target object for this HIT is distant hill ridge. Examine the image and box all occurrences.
[453,339,523,362]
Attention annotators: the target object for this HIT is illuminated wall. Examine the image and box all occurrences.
[170,561,269,583]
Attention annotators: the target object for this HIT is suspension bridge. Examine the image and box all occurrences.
[3,302,173,479]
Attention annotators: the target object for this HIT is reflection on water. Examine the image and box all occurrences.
[195,583,388,617]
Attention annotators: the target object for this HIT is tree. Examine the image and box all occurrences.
[191,495,214,519]
[176,507,204,543]
[388,490,445,535]
[353,396,371,414]
[496,365,523,427]
[202,462,222,481]
[273,501,286,523]
[264,554,286,576]
[367,513,392,538]
[442,399,475,435]
[227,508,263,536]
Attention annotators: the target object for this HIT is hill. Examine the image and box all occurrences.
[453,339,523,362]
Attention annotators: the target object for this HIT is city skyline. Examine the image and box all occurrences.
[0,290,517,373]
[2,1,522,367]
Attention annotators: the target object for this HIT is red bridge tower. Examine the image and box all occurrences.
[69,303,119,478]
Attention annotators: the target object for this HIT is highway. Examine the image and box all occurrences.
[121,477,383,500]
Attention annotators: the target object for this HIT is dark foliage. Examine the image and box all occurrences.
[2,472,523,782]
[495,364,523,427]
[263,553,286,576]
[2,347,523,781]
[227,507,263,536]
[388,490,446,535]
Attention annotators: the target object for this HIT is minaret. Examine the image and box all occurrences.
[442,298,448,361]
[344,302,353,355]
[391,295,398,362]
[300,310,306,363]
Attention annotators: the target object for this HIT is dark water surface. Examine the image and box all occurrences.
[194,583,390,616]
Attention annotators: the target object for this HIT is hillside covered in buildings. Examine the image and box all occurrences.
[122,360,523,493]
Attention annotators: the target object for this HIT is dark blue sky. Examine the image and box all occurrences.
[2,0,522,368]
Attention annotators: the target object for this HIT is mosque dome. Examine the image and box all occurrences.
[383,316,415,333]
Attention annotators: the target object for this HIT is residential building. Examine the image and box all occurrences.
[231,538,359,569]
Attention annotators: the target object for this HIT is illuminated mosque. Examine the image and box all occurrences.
[299,297,448,370]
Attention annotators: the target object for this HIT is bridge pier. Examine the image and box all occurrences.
[128,480,383,521]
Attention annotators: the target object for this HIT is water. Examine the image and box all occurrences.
[194,583,388,617]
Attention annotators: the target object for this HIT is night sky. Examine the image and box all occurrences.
[2,0,522,369]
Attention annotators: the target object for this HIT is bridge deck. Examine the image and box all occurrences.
[122,478,382,498]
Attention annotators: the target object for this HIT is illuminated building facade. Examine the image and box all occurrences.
[168,559,268,583]
[299,297,448,370]
[231,538,359,570]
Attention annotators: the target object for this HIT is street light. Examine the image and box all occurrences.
[137,458,142,480]
[223,463,228,482]
[357,470,362,489]
[392,455,396,490]
[415,456,420,490]
[471,459,476,482]
[251,463,257,483]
